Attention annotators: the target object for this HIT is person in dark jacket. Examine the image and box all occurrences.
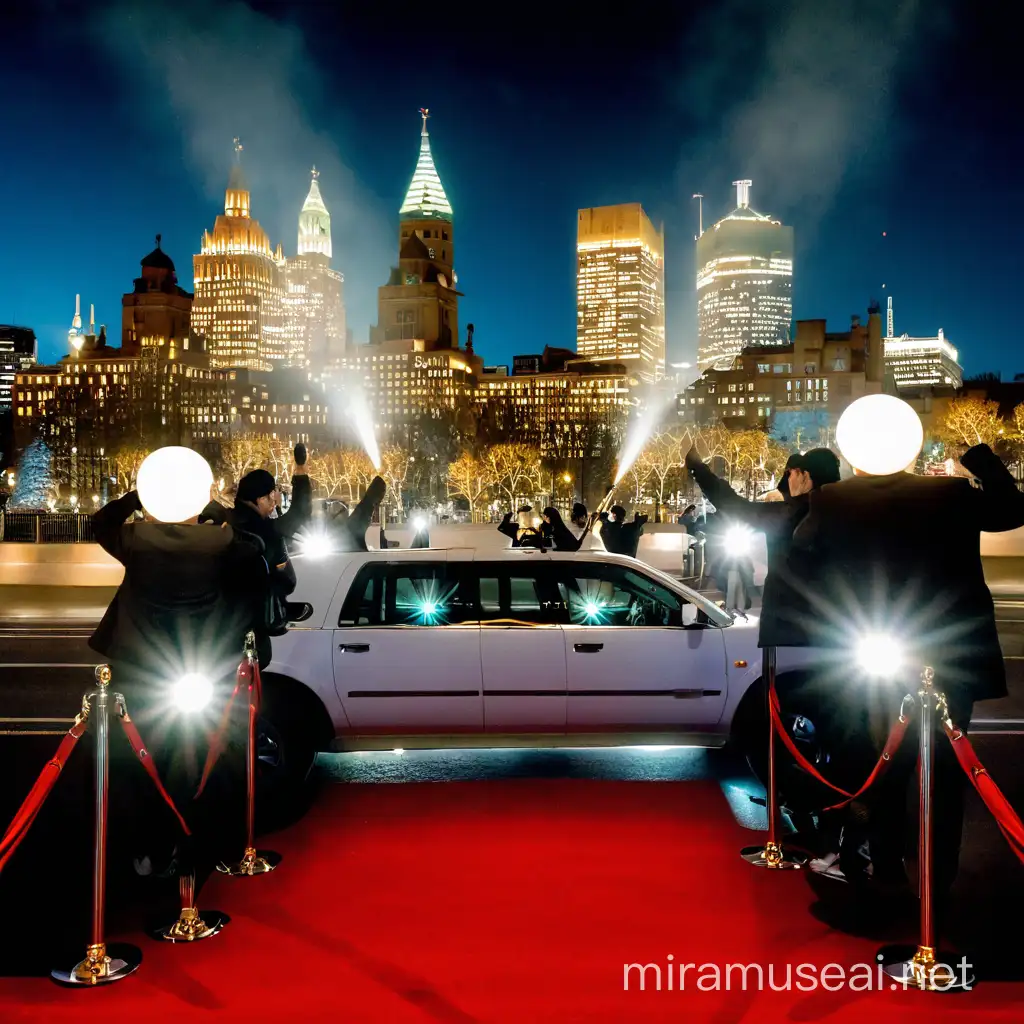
[686,446,841,641]
[541,506,586,551]
[199,451,311,667]
[789,441,1024,896]
[326,475,387,551]
[498,506,544,547]
[90,486,268,896]
[598,504,647,557]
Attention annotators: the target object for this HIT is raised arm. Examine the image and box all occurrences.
[274,445,312,540]
[92,490,143,563]
[685,447,776,531]
[960,444,1024,533]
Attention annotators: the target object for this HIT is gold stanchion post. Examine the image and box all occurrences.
[219,632,281,876]
[151,871,229,942]
[879,666,975,991]
[52,666,142,986]
[741,647,807,868]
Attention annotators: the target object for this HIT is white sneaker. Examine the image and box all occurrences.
[809,851,846,881]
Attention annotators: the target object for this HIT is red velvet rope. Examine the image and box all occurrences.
[118,715,191,836]
[944,720,1024,865]
[0,718,87,873]
[194,655,250,799]
[768,679,911,810]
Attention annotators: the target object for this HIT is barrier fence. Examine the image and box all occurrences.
[0,512,95,543]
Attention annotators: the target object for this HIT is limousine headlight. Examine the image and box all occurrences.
[855,633,904,679]
[172,672,214,713]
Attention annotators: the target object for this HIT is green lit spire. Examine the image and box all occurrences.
[399,108,453,221]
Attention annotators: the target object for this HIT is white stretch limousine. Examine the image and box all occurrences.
[257,547,834,798]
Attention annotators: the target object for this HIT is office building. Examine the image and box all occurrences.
[577,203,665,382]
[192,140,285,371]
[695,180,793,372]
[0,326,37,413]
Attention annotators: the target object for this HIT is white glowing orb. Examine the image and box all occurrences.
[856,633,904,678]
[836,395,923,475]
[172,673,214,713]
[726,525,753,556]
[136,446,214,523]
[298,529,334,559]
[421,600,438,616]
[584,601,602,619]
[413,517,427,532]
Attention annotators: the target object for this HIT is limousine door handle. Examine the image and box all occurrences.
[574,643,604,653]
[338,643,370,654]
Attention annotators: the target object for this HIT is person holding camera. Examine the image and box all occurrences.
[498,505,544,547]
[199,444,312,667]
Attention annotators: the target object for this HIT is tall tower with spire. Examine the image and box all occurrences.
[283,168,346,372]
[192,138,286,371]
[372,109,459,349]
[298,167,332,258]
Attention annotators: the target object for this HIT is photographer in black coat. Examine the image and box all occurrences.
[90,470,268,899]
[686,446,841,640]
[199,446,312,668]
[791,425,1024,898]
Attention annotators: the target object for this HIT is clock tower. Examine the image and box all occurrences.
[371,109,460,349]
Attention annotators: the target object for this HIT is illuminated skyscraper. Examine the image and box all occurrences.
[695,181,793,372]
[882,300,962,390]
[192,140,285,371]
[283,168,346,372]
[576,203,665,382]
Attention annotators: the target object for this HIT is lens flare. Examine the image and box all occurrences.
[726,525,753,556]
[856,633,904,678]
[296,527,334,558]
[172,673,213,713]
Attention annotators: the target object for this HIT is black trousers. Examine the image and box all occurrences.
[836,685,972,894]
[107,674,247,883]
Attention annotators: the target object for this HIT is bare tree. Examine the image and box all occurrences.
[447,451,495,521]
[938,397,1005,448]
[309,450,347,499]
[485,442,542,506]
[112,443,149,495]
[380,445,412,508]
[220,435,270,486]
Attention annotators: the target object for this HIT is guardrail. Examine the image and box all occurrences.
[0,512,95,544]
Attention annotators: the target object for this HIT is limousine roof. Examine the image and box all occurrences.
[289,545,731,627]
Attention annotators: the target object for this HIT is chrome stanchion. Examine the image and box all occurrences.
[52,666,142,986]
[880,667,974,991]
[219,632,281,876]
[741,647,807,869]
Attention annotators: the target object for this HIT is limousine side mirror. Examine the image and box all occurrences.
[286,601,314,623]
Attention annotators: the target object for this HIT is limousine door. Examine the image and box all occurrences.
[332,558,483,733]
[558,563,728,732]
[473,559,568,732]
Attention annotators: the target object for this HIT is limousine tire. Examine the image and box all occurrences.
[255,676,329,825]
[732,672,841,815]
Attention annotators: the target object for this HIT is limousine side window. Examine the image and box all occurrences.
[338,563,472,626]
[475,563,568,625]
[560,564,687,627]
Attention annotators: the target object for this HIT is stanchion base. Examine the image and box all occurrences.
[740,842,807,869]
[150,909,230,942]
[51,942,142,986]
[878,944,975,991]
[217,848,282,876]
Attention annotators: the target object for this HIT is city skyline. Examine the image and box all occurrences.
[1,3,1019,378]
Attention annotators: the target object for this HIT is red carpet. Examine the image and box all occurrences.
[0,779,1019,1022]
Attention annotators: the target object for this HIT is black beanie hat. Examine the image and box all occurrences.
[236,468,276,504]
[801,448,841,487]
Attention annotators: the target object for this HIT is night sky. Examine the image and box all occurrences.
[1,1,1019,378]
